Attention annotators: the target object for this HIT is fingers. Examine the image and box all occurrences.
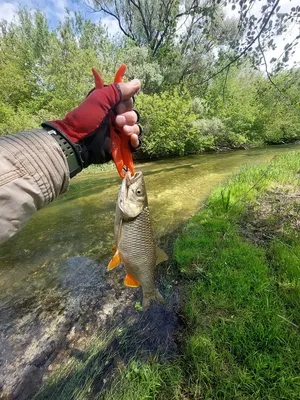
[122,124,141,136]
[118,79,141,100]
[130,133,140,148]
[114,83,141,150]
[115,99,133,114]
[115,111,141,148]
[115,110,138,127]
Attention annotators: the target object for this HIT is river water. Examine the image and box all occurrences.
[0,144,299,398]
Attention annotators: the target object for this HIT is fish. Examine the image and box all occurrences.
[107,171,168,308]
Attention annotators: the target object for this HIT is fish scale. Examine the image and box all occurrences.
[119,207,157,277]
[108,171,168,308]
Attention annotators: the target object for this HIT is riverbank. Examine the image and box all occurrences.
[172,151,300,399]
[81,142,300,176]
[33,151,300,399]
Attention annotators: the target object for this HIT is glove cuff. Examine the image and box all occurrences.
[42,122,86,178]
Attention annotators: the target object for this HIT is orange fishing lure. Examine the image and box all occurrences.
[92,64,135,179]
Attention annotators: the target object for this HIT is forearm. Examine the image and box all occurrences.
[0,129,69,244]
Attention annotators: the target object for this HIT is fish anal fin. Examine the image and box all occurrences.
[156,247,168,265]
[124,273,140,288]
[107,250,121,271]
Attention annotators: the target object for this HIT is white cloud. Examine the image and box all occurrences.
[0,2,18,23]
[101,16,122,37]
[52,0,68,22]
[0,0,77,25]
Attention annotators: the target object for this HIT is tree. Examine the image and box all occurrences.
[87,0,300,88]
[0,8,114,134]
[87,0,238,90]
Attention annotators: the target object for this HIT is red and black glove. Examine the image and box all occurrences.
[42,79,142,170]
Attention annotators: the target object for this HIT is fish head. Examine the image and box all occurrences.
[118,171,148,219]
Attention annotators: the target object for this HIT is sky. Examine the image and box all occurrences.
[0,0,120,34]
[0,0,299,69]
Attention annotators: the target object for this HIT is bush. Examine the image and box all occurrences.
[0,103,37,135]
[136,89,199,157]
[263,108,300,144]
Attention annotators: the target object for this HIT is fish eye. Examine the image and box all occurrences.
[136,188,143,196]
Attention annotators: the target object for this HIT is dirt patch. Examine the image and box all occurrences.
[240,185,300,244]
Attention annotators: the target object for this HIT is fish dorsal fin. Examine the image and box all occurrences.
[124,273,140,287]
[156,247,168,265]
[107,249,121,271]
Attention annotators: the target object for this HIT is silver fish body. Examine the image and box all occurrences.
[109,171,167,308]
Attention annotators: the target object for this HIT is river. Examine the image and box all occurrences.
[0,144,299,398]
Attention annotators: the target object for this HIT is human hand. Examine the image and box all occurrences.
[115,91,141,150]
[42,71,142,166]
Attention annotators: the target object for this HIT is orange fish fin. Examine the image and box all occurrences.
[107,250,121,271]
[124,273,140,288]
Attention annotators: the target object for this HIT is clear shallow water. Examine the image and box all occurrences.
[1,144,299,305]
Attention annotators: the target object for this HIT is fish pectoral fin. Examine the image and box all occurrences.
[124,273,140,288]
[156,247,168,265]
[107,250,121,271]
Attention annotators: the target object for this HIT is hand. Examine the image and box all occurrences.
[42,72,142,166]
[115,93,141,149]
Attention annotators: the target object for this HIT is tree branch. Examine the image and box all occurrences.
[130,0,151,42]
[258,36,292,104]
[152,0,175,55]
[201,0,280,84]
[86,1,134,40]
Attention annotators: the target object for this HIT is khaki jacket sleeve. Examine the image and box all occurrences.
[0,129,69,244]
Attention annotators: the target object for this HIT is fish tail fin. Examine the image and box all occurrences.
[142,289,165,309]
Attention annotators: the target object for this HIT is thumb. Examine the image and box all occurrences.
[118,79,141,100]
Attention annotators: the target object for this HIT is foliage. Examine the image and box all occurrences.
[0,9,112,134]
[91,0,299,89]
[118,40,164,93]
[258,70,300,144]
[206,66,264,144]
[91,0,238,91]
[136,89,199,157]
[0,6,299,154]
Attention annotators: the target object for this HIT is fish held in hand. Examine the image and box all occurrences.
[108,171,168,309]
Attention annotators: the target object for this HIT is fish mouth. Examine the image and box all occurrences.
[125,171,143,186]
[118,170,144,219]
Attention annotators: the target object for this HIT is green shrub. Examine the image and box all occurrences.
[136,89,199,157]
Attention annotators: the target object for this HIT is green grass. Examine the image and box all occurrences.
[80,161,116,174]
[173,152,300,399]
[36,152,300,399]
[103,359,183,400]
